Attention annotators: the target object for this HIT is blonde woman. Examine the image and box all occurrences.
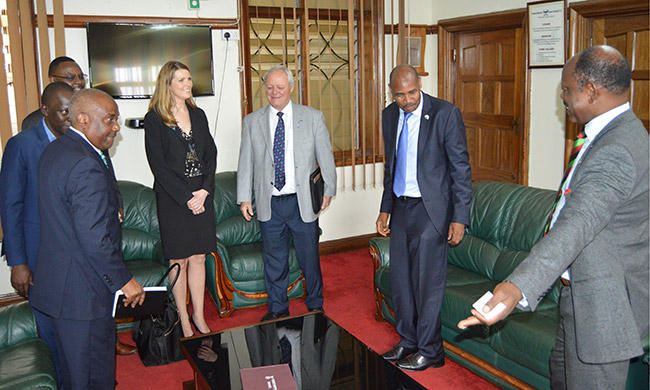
[144,61,216,337]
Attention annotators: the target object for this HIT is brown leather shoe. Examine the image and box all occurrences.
[116,341,137,356]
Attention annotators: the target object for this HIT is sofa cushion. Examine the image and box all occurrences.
[0,339,57,390]
[226,243,300,282]
[0,302,37,349]
[121,228,163,263]
[442,281,497,342]
[213,172,243,225]
[215,215,262,247]
[489,309,560,378]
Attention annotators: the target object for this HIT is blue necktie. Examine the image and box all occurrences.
[99,151,110,170]
[393,112,412,197]
[273,112,286,191]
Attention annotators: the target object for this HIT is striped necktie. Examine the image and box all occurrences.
[99,151,110,170]
[543,130,587,235]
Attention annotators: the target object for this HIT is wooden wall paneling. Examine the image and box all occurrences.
[359,0,366,188]
[0,22,12,149]
[6,0,27,127]
[346,0,355,187]
[52,0,65,56]
[43,14,238,29]
[35,0,50,89]
[18,0,38,112]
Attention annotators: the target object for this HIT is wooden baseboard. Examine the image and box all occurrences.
[319,233,380,256]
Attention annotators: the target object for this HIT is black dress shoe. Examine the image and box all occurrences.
[396,352,445,371]
[261,310,289,322]
[380,346,417,362]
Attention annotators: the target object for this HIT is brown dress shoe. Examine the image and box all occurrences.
[116,341,137,355]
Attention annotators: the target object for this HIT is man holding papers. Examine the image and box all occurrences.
[31,89,145,390]
[458,46,648,389]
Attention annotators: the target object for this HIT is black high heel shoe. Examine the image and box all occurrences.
[190,314,212,335]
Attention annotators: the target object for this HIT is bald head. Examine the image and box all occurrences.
[69,88,120,150]
[389,65,419,87]
[572,45,631,95]
[389,65,422,113]
[561,45,631,124]
[40,82,74,138]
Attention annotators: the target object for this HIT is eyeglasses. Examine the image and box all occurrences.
[51,73,87,83]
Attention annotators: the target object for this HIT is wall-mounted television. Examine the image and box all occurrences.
[86,23,214,99]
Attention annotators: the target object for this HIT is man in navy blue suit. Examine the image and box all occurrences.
[31,88,145,389]
[376,65,472,371]
[0,82,74,385]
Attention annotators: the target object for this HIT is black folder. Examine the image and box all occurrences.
[310,167,324,214]
[112,286,168,319]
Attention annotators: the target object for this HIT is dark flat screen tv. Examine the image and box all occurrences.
[86,23,214,99]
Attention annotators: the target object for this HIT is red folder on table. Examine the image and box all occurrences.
[240,364,297,390]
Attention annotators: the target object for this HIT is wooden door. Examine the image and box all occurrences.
[593,14,649,131]
[454,28,525,184]
[566,0,649,165]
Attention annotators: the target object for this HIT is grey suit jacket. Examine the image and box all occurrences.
[237,102,337,223]
[507,109,649,364]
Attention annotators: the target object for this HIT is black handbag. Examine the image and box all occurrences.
[132,263,185,366]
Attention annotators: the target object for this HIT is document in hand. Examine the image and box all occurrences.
[112,286,168,319]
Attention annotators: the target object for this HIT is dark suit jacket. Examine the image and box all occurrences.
[21,108,43,132]
[31,130,132,320]
[144,106,217,206]
[0,121,51,269]
[380,92,472,234]
[508,109,649,364]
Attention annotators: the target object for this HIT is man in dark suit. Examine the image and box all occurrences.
[377,65,472,371]
[459,46,649,389]
[20,55,137,356]
[0,82,74,386]
[30,88,145,389]
[21,56,85,131]
[237,66,337,322]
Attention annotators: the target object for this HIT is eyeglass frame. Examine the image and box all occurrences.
[51,73,88,83]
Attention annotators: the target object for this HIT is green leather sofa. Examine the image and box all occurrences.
[117,180,170,331]
[205,171,305,317]
[370,181,649,390]
[0,301,57,390]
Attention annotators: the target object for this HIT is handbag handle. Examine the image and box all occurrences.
[156,263,182,291]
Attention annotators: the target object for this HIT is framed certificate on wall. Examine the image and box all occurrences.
[527,0,566,67]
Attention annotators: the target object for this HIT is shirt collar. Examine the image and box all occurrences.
[41,118,57,143]
[583,102,630,140]
[399,91,424,120]
[69,126,103,155]
[270,100,293,119]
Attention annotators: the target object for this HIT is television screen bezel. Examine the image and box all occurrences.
[85,22,215,99]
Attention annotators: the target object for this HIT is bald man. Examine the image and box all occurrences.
[0,81,74,386]
[377,65,471,371]
[31,89,145,389]
[459,46,648,389]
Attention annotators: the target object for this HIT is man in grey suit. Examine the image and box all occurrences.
[459,45,649,389]
[237,65,337,322]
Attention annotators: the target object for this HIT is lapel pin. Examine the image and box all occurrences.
[424,114,430,120]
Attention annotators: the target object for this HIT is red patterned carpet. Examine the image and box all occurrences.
[116,249,499,389]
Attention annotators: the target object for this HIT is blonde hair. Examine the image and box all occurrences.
[148,61,197,127]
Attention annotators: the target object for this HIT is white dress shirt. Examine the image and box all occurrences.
[269,101,296,196]
[69,126,104,157]
[395,92,424,197]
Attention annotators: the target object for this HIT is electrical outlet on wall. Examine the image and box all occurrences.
[189,0,200,10]
[222,30,239,41]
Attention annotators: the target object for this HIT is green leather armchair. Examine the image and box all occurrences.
[117,181,169,331]
[0,301,57,390]
[370,182,648,390]
[205,172,305,317]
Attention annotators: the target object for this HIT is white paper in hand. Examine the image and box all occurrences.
[472,291,507,322]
